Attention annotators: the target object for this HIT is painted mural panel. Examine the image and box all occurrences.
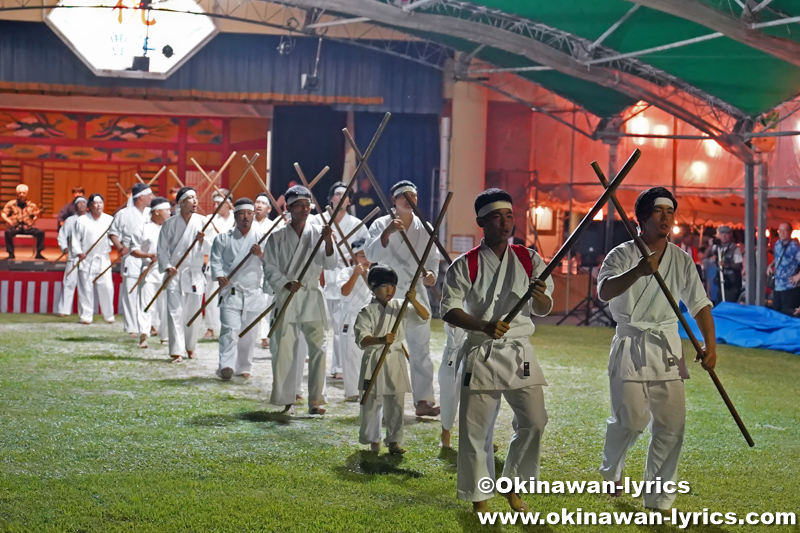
[0,111,78,139]
[108,148,173,163]
[0,143,51,159]
[186,118,222,145]
[86,115,179,142]
[53,146,108,161]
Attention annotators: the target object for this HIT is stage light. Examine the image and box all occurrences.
[673,225,680,235]
[628,116,650,146]
[766,229,771,238]
[704,140,722,157]
[689,161,708,181]
[653,125,669,148]
[162,45,174,59]
[793,229,800,240]
[593,209,604,221]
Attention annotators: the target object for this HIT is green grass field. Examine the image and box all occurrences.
[0,315,797,532]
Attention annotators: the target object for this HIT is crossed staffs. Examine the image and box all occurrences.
[591,163,754,447]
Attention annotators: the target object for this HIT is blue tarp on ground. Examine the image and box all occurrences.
[679,302,800,355]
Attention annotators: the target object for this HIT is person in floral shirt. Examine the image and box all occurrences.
[767,223,800,315]
[2,184,45,259]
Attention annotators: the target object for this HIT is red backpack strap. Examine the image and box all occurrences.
[466,245,482,284]
[509,243,534,279]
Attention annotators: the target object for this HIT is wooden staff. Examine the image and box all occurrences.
[593,163,754,447]
[66,204,127,277]
[244,159,289,223]
[135,166,167,186]
[501,149,640,325]
[341,207,380,241]
[168,169,218,231]
[92,256,119,283]
[343,129,436,279]
[197,152,238,202]
[129,260,156,294]
[361,192,452,404]
[115,182,128,198]
[293,163,349,265]
[191,158,236,204]
[187,214,283,327]
[144,154,259,313]
[240,113,392,339]
[402,191,452,264]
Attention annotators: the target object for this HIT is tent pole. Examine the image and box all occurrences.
[672,116,678,196]
[744,162,756,305]
[756,159,769,307]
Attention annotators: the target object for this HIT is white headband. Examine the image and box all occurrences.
[133,187,153,199]
[234,204,255,213]
[177,190,197,203]
[393,185,417,198]
[333,186,347,196]
[654,197,674,209]
[151,203,171,212]
[477,201,513,218]
[286,195,312,206]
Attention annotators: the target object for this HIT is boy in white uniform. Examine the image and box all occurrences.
[354,265,429,455]
[262,185,336,415]
[73,194,116,325]
[335,239,373,401]
[441,188,553,513]
[365,180,441,417]
[130,197,170,348]
[157,187,206,363]
[55,196,87,317]
[210,198,267,380]
[597,187,717,511]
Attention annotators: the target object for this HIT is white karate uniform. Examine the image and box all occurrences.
[253,215,281,342]
[130,220,167,341]
[157,213,207,356]
[210,226,267,377]
[72,212,116,323]
[262,222,337,407]
[55,214,80,316]
[311,212,369,375]
[365,214,440,405]
[441,240,553,502]
[354,299,415,445]
[439,323,467,432]
[202,212,235,335]
[109,205,149,332]
[335,265,373,398]
[597,241,712,510]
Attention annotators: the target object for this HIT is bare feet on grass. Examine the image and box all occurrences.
[369,442,380,453]
[473,500,490,513]
[505,493,528,512]
[440,428,451,448]
[388,443,406,455]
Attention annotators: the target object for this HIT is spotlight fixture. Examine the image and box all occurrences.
[162,45,174,58]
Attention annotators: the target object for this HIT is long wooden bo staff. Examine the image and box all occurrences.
[239,113,392,339]
[402,191,452,265]
[293,163,349,265]
[66,203,128,277]
[144,154,259,313]
[186,214,283,327]
[92,256,119,284]
[592,163,755,447]
[361,191,453,404]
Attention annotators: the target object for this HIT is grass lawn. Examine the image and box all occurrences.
[0,315,797,532]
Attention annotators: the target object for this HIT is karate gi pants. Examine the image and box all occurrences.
[138,281,167,341]
[328,299,344,374]
[270,320,326,407]
[217,306,260,377]
[340,323,361,398]
[359,392,405,445]
[166,287,202,356]
[77,269,115,323]
[56,259,79,315]
[120,276,140,333]
[457,385,547,502]
[600,378,685,510]
[257,293,274,342]
[203,274,221,334]
[406,317,435,405]
[439,324,466,431]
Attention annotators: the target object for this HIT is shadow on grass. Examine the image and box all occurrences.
[57,336,112,343]
[438,446,458,468]
[335,450,423,483]
[190,410,293,427]
[77,354,153,362]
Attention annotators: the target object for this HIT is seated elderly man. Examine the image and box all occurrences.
[2,184,45,259]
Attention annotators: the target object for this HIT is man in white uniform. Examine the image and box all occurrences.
[262,185,336,415]
[210,198,268,380]
[311,181,370,380]
[365,180,441,417]
[55,195,88,317]
[441,188,553,513]
[130,197,170,348]
[202,189,235,339]
[109,182,153,335]
[73,194,116,324]
[253,192,279,349]
[597,187,717,511]
[157,187,206,363]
